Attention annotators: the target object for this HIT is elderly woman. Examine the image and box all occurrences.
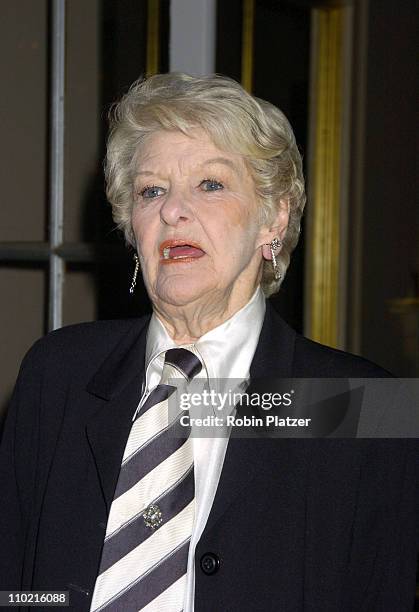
[0,73,417,612]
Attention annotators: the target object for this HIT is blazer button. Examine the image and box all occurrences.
[200,552,220,575]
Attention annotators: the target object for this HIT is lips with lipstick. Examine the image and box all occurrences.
[159,240,206,263]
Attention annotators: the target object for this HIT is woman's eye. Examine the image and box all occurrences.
[200,179,224,192]
[140,185,165,199]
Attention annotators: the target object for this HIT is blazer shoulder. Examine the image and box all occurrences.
[258,302,391,378]
[293,333,392,377]
[21,316,150,375]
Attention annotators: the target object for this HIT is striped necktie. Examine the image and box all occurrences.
[90,348,202,612]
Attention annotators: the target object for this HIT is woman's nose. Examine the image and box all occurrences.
[159,190,193,226]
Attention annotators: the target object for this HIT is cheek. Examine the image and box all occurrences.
[207,195,256,233]
[231,193,258,225]
[228,206,260,242]
[132,212,158,254]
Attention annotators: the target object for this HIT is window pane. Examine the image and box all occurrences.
[63,0,151,244]
[0,1,48,242]
[63,267,97,326]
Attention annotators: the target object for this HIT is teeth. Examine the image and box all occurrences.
[163,247,170,259]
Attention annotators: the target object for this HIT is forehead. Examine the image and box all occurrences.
[135,128,247,174]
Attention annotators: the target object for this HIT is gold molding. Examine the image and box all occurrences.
[241,0,255,92]
[307,7,345,348]
[146,0,160,77]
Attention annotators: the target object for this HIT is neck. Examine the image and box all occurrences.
[153,283,260,344]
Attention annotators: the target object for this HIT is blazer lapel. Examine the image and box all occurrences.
[85,317,150,510]
[203,302,305,533]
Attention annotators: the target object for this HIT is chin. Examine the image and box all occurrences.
[154,274,217,308]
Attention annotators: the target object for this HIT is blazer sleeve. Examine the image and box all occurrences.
[0,340,45,589]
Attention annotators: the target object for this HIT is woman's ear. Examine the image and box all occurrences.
[259,199,290,260]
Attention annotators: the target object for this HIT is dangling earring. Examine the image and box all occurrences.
[270,238,282,280]
[129,254,140,294]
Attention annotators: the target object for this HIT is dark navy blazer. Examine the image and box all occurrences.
[0,302,417,611]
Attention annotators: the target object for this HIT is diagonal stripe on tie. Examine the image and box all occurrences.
[122,385,179,465]
[99,467,194,573]
[105,437,194,538]
[139,574,186,612]
[92,502,194,610]
[114,412,189,498]
[90,348,203,612]
[98,540,190,612]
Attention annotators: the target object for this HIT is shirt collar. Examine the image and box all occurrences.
[145,286,266,381]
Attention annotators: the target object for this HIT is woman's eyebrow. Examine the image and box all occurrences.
[135,170,156,177]
[201,157,242,176]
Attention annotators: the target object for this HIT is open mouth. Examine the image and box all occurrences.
[159,240,206,263]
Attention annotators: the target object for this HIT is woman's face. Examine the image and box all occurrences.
[131,129,276,310]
